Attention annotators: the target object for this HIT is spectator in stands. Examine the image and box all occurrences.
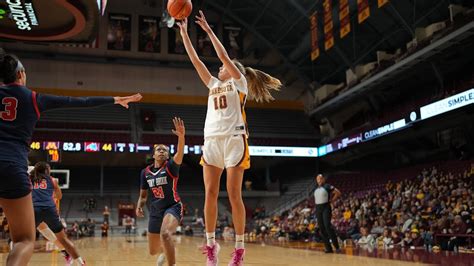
[244,179,252,191]
[420,227,433,251]
[124,216,133,235]
[87,219,96,237]
[184,225,193,236]
[347,219,360,241]
[79,219,88,237]
[313,174,341,253]
[370,220,384,235]
[401,230,413,248]
[176,224,183,235]
[410,229,423,247]
[357,227,375,248]
[103,206,110,224]
[89,198,96,210]
[223,226,234,241]
[193,208,199,222]
[381,228,393,249]
[448,214,467,251]
[343,207,352,221]
[71,222,79,238]
[101,222,109,237]
[82,200,89,212]
[194,216,205,228]
[391,230,402,248]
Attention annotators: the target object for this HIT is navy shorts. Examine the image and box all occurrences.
[0,161,31,199]
[34,207,64,233]
[148,202,183,234]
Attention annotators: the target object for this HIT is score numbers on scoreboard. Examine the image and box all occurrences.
[47,149,61,163]
[62,142,82,152]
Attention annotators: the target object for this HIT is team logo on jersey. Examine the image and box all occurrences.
[210,83,233,96]
[146,176,168,188]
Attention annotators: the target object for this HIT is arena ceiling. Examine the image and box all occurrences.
[2,0,473,98]
[198,0,474,94]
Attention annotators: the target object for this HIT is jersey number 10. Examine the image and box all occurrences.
[213,95,228,110]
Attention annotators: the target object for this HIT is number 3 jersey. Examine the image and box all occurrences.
[204,75,248,138]
[0,83,113,164]
[140,159,181,212]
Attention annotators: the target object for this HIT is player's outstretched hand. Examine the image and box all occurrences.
[172,117,185,138]
[136,207,145,218]
[195,10,212,34]
[176,17,188,37]
[114,93,143,109]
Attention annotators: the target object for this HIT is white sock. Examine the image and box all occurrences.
[206,232,216,246]
[235,234,244,249]
[157,253,166,265]
[75,257,85,265]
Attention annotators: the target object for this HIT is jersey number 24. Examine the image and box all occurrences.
[151,186,164,199]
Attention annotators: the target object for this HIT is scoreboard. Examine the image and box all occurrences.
[29,141,319,157]
[30,141,157,154]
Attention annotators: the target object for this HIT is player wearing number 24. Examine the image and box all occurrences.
[136,117,185,266]
[177,11,282,266]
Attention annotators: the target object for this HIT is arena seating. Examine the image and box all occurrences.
[251,160,473,252]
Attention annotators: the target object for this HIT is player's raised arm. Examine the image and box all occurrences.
[171,117,185,165]
[177,18,212,86]
[195,10,241,80]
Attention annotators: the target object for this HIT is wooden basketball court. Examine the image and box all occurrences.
[0,236,428,265]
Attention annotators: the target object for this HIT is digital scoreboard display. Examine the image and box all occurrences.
[28,141,320,158]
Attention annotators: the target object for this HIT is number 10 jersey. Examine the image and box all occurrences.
[204,75,248,138]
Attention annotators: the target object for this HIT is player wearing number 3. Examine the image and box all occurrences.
[0,50,142,266]
[136,117,185,266]
[178,11,282,266]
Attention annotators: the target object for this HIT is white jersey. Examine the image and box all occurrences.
[204,75,248,138]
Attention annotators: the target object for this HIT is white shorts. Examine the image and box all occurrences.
[200,135,250,169]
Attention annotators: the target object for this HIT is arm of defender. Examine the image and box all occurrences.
[36,93,142,112]
[171,117,185,165]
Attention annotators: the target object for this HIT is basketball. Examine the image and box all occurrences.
[167,0,193,20]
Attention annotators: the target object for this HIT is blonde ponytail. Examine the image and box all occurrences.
[233,60,282,103]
